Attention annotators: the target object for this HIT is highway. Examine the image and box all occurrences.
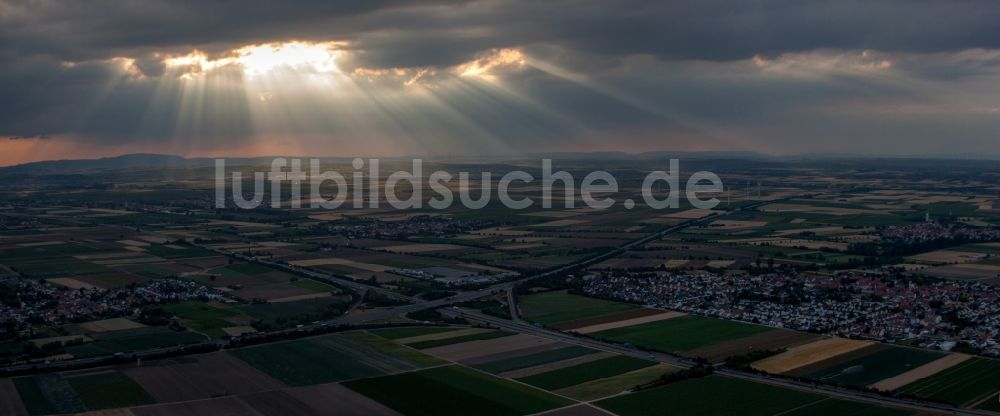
[2,200,770,374]
[4,199,995,414]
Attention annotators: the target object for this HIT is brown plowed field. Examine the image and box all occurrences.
[121,352,284,402]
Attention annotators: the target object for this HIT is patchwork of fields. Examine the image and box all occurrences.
[0,319,973,416]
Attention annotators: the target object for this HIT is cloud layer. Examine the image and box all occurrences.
[2,0,1000,164]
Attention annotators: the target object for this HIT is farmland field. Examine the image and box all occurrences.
[518,290,640,325]
[65,327,207,357]
[13,374,85,415]
[230,334,418,386]
[473,345,596,374]
[342,330,446,367]
[752,338,872,374]
[343,365,573,416]
[806,346,945,387]
[370,326,463,340]
[976,395,1000,412]
[122,352,285,402]
[554,364,678,401]
[12,377,58,416]
[0,379,26,416]
[683,329,821,362]
[517,355,658,390]
[591,315,771,353]
[595,375,824,416]
[898,357,1000,406]
[406,330,515,349]
[65,370,154,410]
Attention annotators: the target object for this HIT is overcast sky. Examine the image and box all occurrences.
[2,0,1000,165]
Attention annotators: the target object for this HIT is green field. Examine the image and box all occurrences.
[591,315,770,353]
[342,330,446,367]
[370,326,462,340]
[474,345,596,374]
[596,375,824,416]
[237,295,351,325]
[518,290,639,325]
[14,374,86,415]
[66,371,154,410]
[229,334,419,386]
[12,377,58,416]
[344,365,574,416]
[65,327,207,357]
[898,357,1000,406]
[161,301,244,338]
[406,330,515,349]
[780,398,912,416]
[976,394,1000,412]
[292,278,337,292]
[807,347,944,387]
[518,355,658,390]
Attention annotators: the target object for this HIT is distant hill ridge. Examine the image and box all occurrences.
[3,151,1000,173]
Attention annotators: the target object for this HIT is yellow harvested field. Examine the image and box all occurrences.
[289,258,393,271]
[395,328,492,344]
[706,260,736,268]
[663,259,689,268]
[269,292,331,303]
[47,277,95,289]
[909,250,985,264]
[869,353,972,391]
[380,243,467,253]
[572,311,686,334]
[751,338,872,374]
[79,317,146,332]
[29,334,91,347]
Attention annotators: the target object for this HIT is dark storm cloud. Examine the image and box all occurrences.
[5,0,1000,67]
[3,0,1000,160]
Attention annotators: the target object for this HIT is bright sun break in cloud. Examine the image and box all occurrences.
[160,42,524,84]
[164,41,343,80]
